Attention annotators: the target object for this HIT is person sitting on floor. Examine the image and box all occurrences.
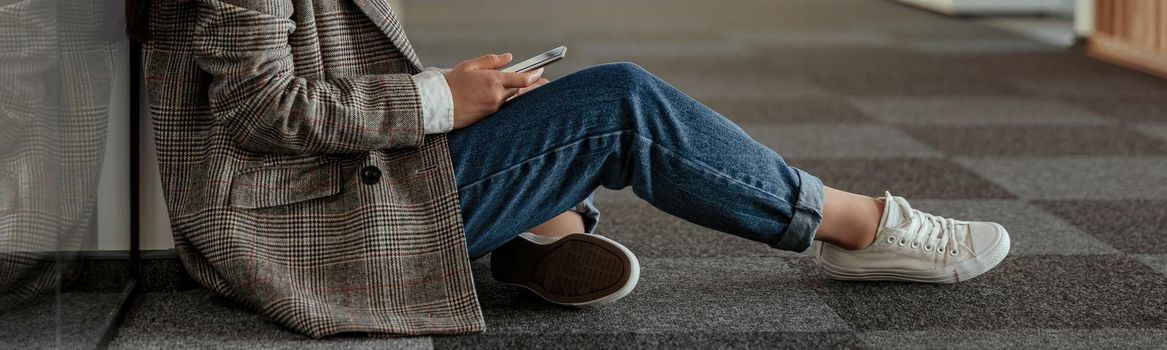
[136,0,1011,338]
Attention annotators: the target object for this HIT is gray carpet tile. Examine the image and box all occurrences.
[1032,200,1167,255]
[954,157,1167,199]
[861,329,1167,350]
[764,47,966,77]
[108,290,432,349]
[1134,254,1167,278]
[850,97,1107,126]
[809,72,1028,98]
[908,200,1118,256]
[469,257,849,334]
[871,19,1019,41]
[0,292,123,350]
[741,125,944,159]
[787,158,1016,200]
[657,74,830,99]
[140,253,202,292]
[903,125,1167,156]
[1136,255,1167,277]
[702,97,877,125]
[809,255,1167,331]
[576,40,750,62]
[565,29,728,45]
[953,52,1137,80]
[62,258,134,293]
[433,331,863,350]
[1136,123,1167,142]
[1006,75,1167,100]
[594,200,806,258]
[1061,95,1167,123]
[902,37,1061,54]
[761,47,1031,97]
[591,187,643,203]
[734,31,895,49]
[615,56,784,81]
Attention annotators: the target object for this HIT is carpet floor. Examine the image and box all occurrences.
[109,0,1167,348]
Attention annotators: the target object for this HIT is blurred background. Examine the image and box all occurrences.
[4,0,1166,349]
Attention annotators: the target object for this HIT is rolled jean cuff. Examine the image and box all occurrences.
[770,168,825,252]
[572,191,602,234]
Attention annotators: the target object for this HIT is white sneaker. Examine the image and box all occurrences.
[815,192,1010,284]
[491,232,640,306]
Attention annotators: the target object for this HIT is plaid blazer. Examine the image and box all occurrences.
[145,0,484,337]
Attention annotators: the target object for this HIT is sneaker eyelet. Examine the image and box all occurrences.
[910,242,919,249]
[899,240,907,246]
[924,245,932,252]
[886,236,897,244]
[950,249,959,256]
[937,247,945,253]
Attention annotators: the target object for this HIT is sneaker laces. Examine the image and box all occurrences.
[902,209,961,256]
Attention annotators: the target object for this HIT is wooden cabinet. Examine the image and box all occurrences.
[1089,0,1167,77]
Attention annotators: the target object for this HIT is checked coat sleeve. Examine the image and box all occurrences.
[193,0,425,155]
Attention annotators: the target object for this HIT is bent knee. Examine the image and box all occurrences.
[575,62,655,88]
[592,62,651,77]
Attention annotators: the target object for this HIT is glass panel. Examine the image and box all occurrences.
[0,0,132,348]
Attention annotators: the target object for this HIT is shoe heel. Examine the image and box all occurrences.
[490,238,536,284]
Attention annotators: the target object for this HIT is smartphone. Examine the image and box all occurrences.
[500,46,567,73]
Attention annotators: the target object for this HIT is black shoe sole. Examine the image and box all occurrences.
[490,233,638,306]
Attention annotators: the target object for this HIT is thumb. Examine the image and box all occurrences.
[498,68,544,88]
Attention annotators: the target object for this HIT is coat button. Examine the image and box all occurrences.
[360,165,381,185]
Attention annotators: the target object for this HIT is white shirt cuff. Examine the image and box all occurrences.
[412,68,454,134]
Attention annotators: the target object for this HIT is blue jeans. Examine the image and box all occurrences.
[447,63,825,259]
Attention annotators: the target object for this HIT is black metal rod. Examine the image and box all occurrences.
[129,41,142,280]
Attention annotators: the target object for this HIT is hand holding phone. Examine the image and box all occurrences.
[445,52,549,130]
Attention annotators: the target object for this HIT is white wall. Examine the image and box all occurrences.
[1074,0,1095,36]
[97,39,133,251]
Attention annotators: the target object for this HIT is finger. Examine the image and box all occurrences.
[507,75,549,102]
[459,53,512,70]
[517,81,546,96]
[501,87,522,101]
[511,85,536,100]
[497,68,544,88]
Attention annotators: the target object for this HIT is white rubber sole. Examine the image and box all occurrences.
[817,224,1011,284]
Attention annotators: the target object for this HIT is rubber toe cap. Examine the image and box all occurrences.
[967,222,1007,254]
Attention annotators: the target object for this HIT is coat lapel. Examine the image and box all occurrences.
[352,0,424,72]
